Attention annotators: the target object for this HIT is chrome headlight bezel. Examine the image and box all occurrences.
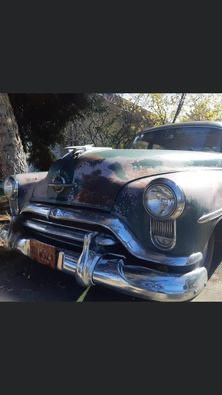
[4,176,19,200]
[143,178,185,220]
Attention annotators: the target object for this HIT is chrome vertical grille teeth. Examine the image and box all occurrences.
[150,218,176,250]
[151,219,174,237]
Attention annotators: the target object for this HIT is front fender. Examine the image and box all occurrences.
[112,169,222,258]
[15,172,48,212]
[168,170,222,255]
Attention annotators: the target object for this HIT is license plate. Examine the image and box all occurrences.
[30,240,57,269]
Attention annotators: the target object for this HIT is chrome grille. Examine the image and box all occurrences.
[151,219,174,238]
[24,219,88,243]
[21,209,120,254]
[150,218,176,250]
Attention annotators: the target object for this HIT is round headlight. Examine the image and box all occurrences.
[144,178,185,219]
[4,176,18,199]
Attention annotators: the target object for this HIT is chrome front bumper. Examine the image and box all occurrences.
[12,233,208,302]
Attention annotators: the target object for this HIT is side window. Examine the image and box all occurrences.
[152,144,162,149]
[136,141,149,149]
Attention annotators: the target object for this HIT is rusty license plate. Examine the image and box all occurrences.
[30,240,57,269]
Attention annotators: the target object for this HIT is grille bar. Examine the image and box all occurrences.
[23,219,88,243]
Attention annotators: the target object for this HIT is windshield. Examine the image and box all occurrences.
[131,127,222,153]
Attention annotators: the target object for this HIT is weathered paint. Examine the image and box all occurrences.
[10,122,222,267]
[15,172,47,212]
[113,169,222,258]
[31,149,222,211]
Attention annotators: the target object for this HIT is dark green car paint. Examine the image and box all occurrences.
[31,149,222,211]
[26,147,222,261]
[113,169,222,258]
[11,122,222,268]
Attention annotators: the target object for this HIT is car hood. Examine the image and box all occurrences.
[31,149,222,211]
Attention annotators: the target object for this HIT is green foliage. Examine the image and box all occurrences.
[180,94,222,122]
[122,93,222,126]
[121,93,188,126]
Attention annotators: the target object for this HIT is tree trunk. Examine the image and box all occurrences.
[0,93,28,178]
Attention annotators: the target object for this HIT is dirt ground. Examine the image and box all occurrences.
[1,219,222,302]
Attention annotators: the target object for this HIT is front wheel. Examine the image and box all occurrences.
[202,233,215,275]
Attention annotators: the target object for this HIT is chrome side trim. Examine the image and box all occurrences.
[13,236,207,302]
[48,183,74,188]
[21,203,202,267]
[198,208,222,224]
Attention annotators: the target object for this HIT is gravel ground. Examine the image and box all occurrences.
[1,219,222,302]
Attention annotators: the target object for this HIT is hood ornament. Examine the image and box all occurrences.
[64,144,112,158]
[65,145,94,159]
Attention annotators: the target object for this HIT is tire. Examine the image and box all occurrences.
[202,233,215,275]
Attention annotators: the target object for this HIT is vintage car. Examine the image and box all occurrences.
[4,121,222,301]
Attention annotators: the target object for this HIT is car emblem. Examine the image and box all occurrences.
[51,175,66,193]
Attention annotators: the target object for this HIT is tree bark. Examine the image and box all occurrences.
[0,93,28,178]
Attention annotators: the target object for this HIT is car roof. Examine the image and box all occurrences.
[141,121,222,135]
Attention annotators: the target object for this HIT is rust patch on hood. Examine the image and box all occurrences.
[31,149,222,211]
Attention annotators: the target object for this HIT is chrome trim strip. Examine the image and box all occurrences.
[198,208,222,224]
[62,253,79,273]
[21,203,202,267]
[23,219,87,242]
[57,252,64,270]
[48,184,74,188]
[25,218,118,246]
[14,236,207,302]
[22,204,51,219]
